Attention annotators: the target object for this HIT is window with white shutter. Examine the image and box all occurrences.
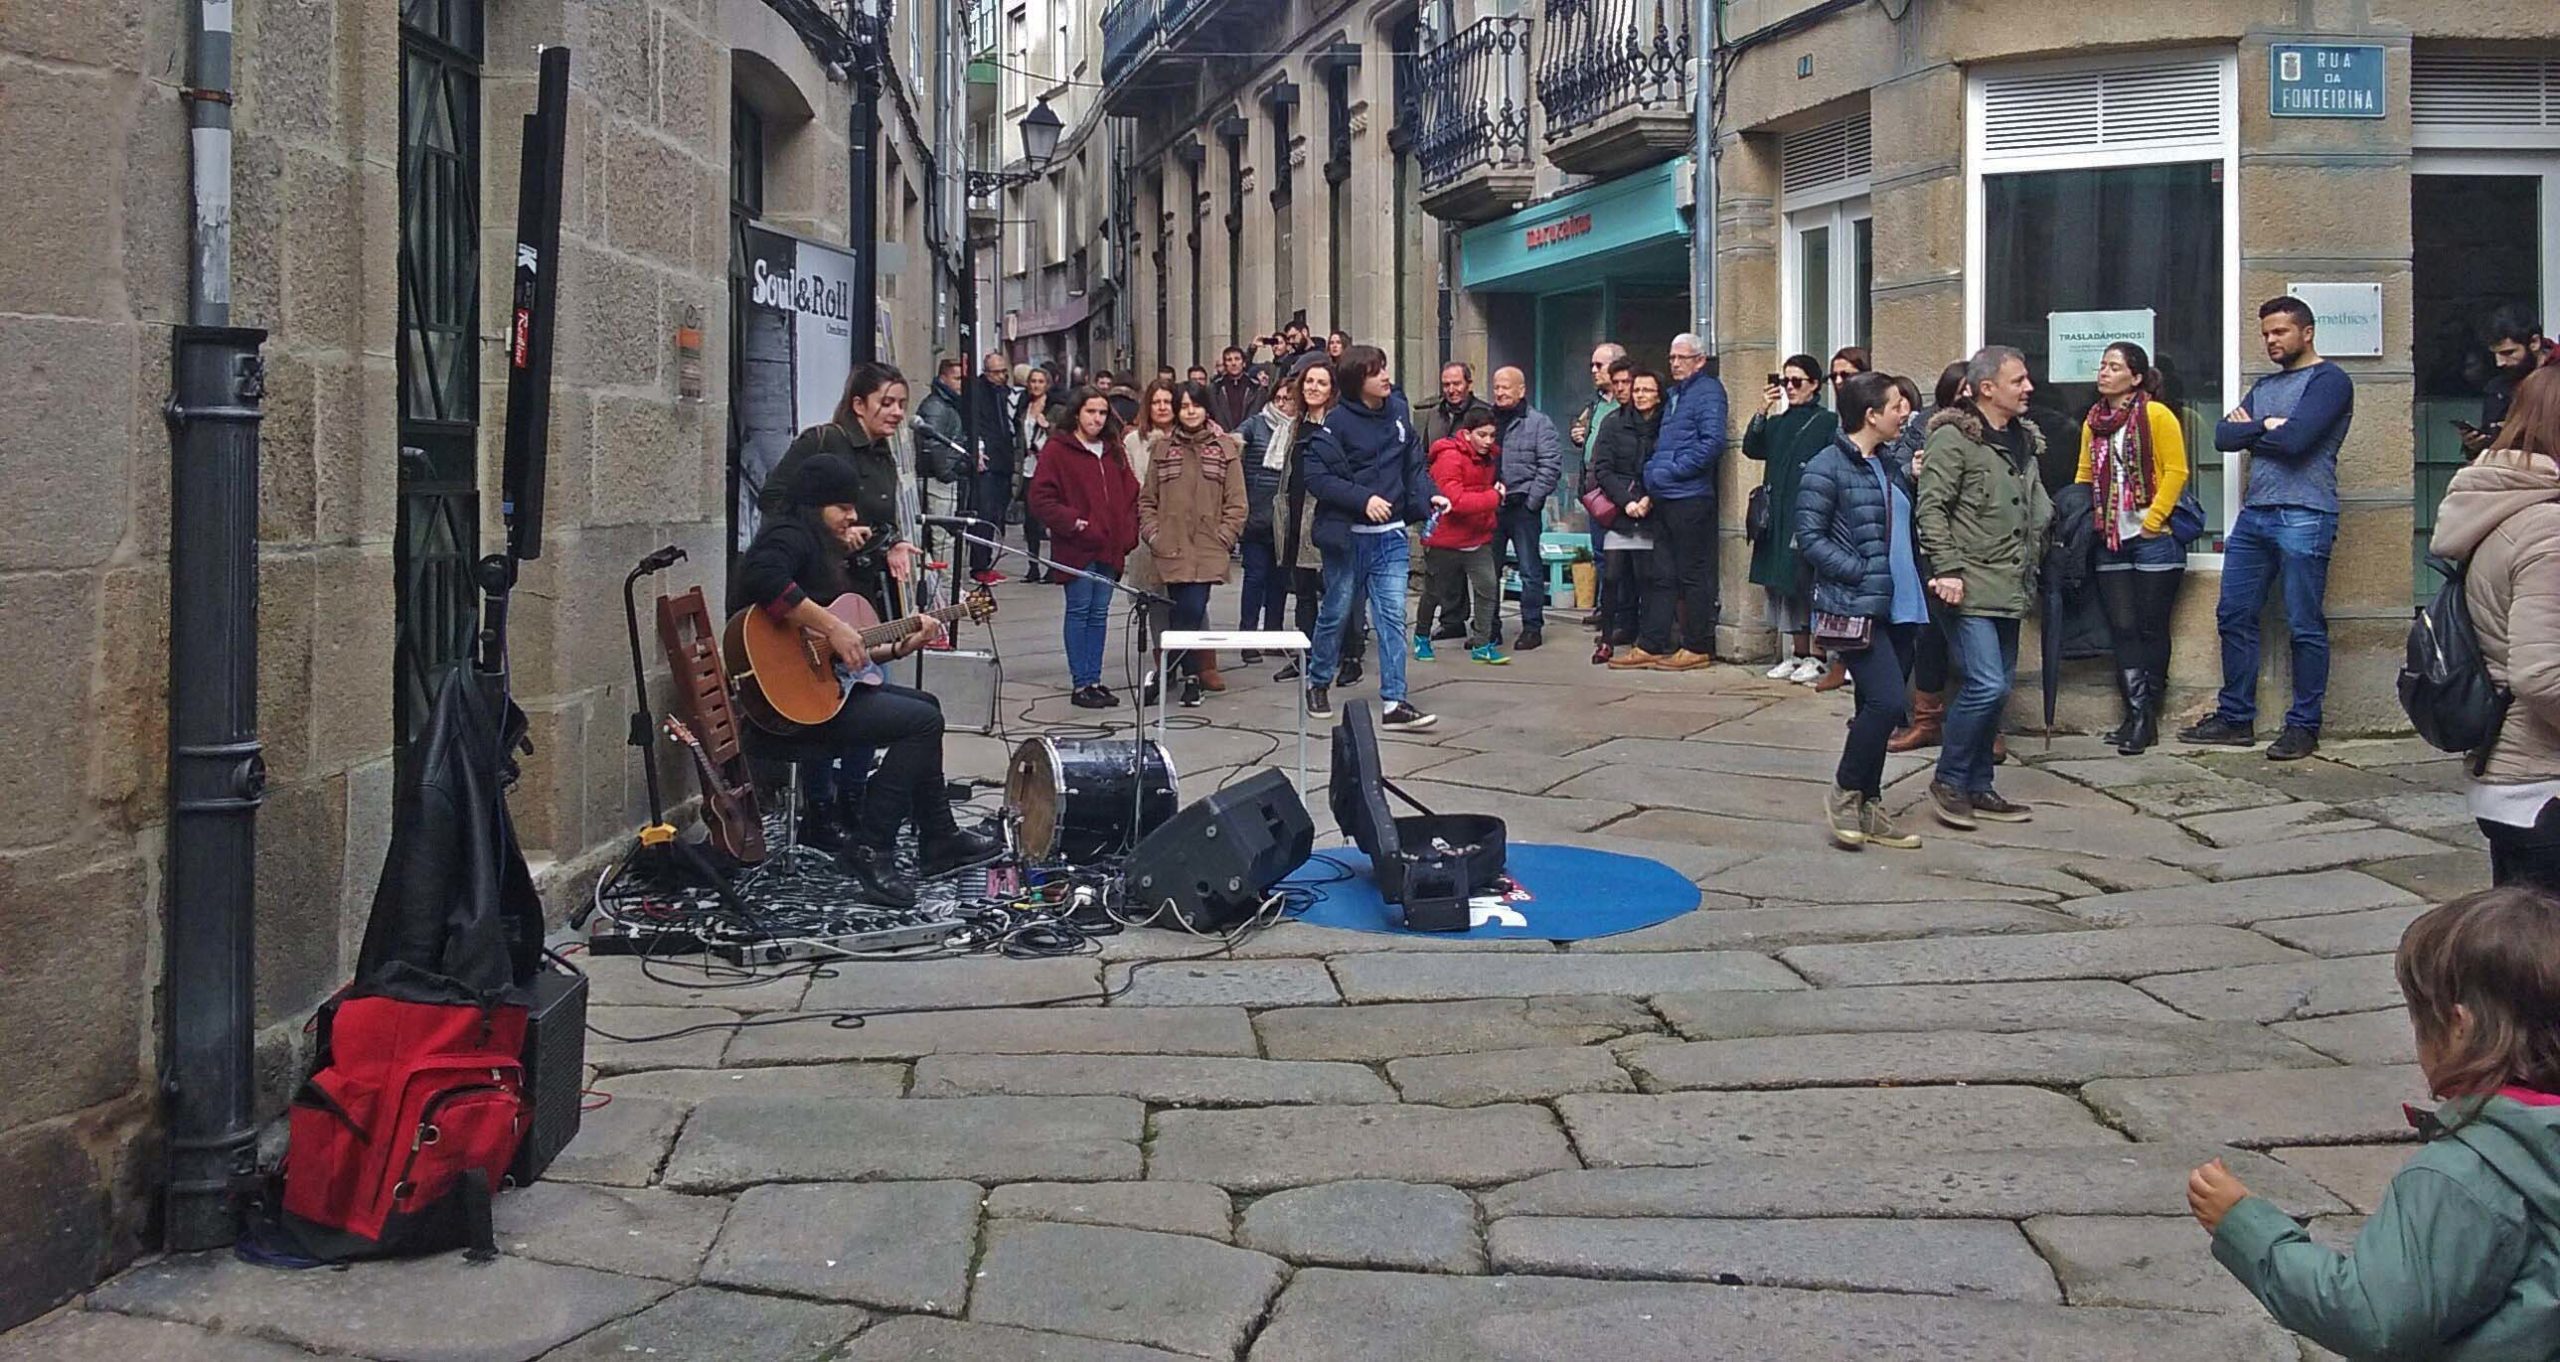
[2412,51,2560,149]
[1973,53,2231,170]
[1780,112,1872,209]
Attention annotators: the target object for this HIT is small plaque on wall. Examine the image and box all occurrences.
[675,305,706,402]
[2286,282,2385,358]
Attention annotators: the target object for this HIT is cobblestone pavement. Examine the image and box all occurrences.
[5,584,2486,1362]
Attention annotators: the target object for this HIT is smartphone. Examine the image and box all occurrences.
[1765,373,1782,388]
[2453,419,2485,437]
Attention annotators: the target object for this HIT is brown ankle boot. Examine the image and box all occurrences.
[1198,650,1226,693]
[1813,658,1850,692]
[1889,690,1945,752]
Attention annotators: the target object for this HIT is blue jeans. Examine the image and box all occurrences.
[2212,505,2337,732]
[1062,563,1116,688]
[1238,535,1284,631]
[1939,613,2019,797]
[1496,503,1546,637]
[1166,580,1211,677]
[1311,531,1411,702]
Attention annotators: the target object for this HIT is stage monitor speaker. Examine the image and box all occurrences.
[510,957,588,1185]
[1123,770,1314,933]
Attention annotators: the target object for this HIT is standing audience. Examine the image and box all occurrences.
[1490,365,1564,652]
[1139,382,1250,707]
[1598,369,1667,668]
[1012,364,1055,582]
[1234,377,1298,654]
[1747,353,1841,683]
[1272,361,1366,683]
[1630,333,1726,670]
[2078,340,2190,755]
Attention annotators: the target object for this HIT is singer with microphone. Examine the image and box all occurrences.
[1027,387,1142,709]
[762,361,926,615]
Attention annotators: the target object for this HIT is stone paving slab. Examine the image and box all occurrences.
[2054,870,2418,928]
[911,1053,1396,1106]
[2081,1065,2430,1147]
[2273,1009,2419,1065]
[1615,1024,2332,1091]
[1780,925,2305,987]
[1555,1086,2122,1168]
[1419,750,1610,796]
[0,1313,359,1362]
[2270,1144,2415,1214]
[2135,953,2402,1023]
[839,1316,1195,1361]
[492,1182,730,1282]
[1486,1216,2061,1301]
[1376,779,1635,838]
[1565,900,2082,954]
[985,1181,1236,1241]
[584,1006,737,1073]
[1244,1268,2298,1361]
[971,1221,1288,1360]
[662,1096,1143,1190]
[2175,800,2376,847]
[1236,1180,1485,1272]
[698,1181,980,1313]
[2364,850,2496,903]
[590,1062,909,1106]
[1256,997,1661,1062]
[2104,777,2295,820]
[1652,980,2194,1040]
[799,956,1104,1011]
[2045,753,2221,789]
[1151,1104,1578,1192]
[1576,834,1765,885]
[1481,1145,2347,1221]
[534,1287,868,1362]
[1330,950,1804,1003]
[543,1094,682,1188]
[722,1006,1258,1064]
[1106,959,1342,1007]
[1386,1046,1634,1106]
[2254,904,2429,958]
[1696,850,2070,905]
[89,1252,671,1362]
[1575,736,1917,782]
[2156,828,2451,880]
[2340,790,2479,836]
[2022,1216,2268,1314]
[579,955,812,1013]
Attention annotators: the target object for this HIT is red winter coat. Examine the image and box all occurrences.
[1424,436,1501,550]
[1027,429,1141,573]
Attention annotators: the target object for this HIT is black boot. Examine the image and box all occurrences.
[2100,668,2139,747]
[836,842,918,909]
[2116,668,2158,755]
[919,823,1003,878]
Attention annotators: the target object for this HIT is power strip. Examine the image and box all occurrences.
[711,919,965,965]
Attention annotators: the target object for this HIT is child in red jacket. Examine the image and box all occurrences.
[1417,408,1508,663]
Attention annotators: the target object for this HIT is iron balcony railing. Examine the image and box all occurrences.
[1414,15,1534,193]
[1101,0,1201,88]
[1536,0,1690,144]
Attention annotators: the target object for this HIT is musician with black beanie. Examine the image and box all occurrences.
[732,453,1000,906]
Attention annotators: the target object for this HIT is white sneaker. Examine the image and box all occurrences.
[1764,658,1799,680]
[1788,656,1827,684]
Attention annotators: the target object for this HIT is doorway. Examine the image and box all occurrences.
[2412,156,2558,596]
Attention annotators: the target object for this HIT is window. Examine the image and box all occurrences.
[1968,52,2238,556]
[1779,113,1872,367]
[731,97,764,219]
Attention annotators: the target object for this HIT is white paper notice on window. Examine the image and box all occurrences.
[2047,309,2157,384]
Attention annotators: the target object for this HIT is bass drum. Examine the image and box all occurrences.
[1006,737,1180,863]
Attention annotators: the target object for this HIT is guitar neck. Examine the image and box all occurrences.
[853,600,969,648]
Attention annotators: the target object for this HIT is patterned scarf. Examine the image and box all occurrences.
[2084,393,2155,551]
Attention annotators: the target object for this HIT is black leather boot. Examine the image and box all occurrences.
[919,824,1003,879]
[2116,668,2158,755]
[2101,667,2140,747]
[836,842,918,909]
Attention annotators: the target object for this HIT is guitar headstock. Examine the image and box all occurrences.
[962,588,999,625]
[663,716,699,747]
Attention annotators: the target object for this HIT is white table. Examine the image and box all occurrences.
[1156,629,1315,797]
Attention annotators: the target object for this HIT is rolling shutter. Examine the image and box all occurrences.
[1976,55,2228,167]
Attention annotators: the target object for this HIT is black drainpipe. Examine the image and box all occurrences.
[164,0,265,1251]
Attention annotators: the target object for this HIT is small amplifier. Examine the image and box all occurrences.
[510,958,588,1185]
[912,648,1000,734]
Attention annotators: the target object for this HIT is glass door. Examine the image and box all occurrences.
[1783,196,1872,369]
[2412,157,2557,598]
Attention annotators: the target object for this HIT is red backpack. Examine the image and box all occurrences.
[279,993,529,1260]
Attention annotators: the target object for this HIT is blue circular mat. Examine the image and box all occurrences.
[1283,842,1700,941]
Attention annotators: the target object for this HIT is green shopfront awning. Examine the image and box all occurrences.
[1460,156,1693,294]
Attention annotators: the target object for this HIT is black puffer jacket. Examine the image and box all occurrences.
[1795,433,1919,620]
[1592,402,1662,511]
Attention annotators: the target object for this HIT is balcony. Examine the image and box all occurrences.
[1100,0,1262,114]
[1414,16,1536,224]
[1537,0,1691,177]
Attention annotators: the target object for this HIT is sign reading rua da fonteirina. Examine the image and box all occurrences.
[2270,43,2387,119]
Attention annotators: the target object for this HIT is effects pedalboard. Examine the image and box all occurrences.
[588,909,967,964]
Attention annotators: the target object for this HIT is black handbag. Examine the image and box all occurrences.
[1745,484,1772,544]
[1812,611,1873,653]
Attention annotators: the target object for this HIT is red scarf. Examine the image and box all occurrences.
[2084,393,2156,551]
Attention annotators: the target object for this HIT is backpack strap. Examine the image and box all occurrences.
[459,1167,498,1263]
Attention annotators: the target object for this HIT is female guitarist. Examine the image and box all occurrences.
[732,453,999,907]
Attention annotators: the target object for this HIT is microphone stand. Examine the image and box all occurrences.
[949,527,1176,880]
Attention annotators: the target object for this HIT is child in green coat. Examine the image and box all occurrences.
[2189,885,2560,1360]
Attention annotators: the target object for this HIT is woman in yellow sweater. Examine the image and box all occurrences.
[2079,341,2190,755]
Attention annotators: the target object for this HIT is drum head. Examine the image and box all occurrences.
[1006,737,1065,859]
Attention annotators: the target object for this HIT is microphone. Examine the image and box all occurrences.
[635,545,687,573]
[922,515,998,532]
[913,426,972,456]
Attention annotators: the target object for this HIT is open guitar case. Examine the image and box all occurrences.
[1328,701,1507,931]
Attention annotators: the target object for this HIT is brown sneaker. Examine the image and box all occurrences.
[1929,783,1977,830]
[1607,647,1664,671]
[1825,786,1866,849]
[1812,658,1850,692]
[1968,789,2033,823]
[1658,648,1715,671]
[1861,798,1922,850]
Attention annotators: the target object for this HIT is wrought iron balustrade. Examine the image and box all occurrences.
[1537,0,1689,144]
[1413,15,1534,194]
[1100,0,1160,87]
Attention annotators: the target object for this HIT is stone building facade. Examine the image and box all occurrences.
[0,0,966,1329]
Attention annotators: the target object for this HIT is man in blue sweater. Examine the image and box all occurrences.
[2181,296,2356,761]
[1633,333,1730,667]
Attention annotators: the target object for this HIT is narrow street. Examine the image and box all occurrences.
[6,584,2482,1361]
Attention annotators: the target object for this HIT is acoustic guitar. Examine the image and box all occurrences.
[663,716,766,864]
[724,589,996,734]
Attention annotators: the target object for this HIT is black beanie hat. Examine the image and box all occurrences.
[794,453,862,509]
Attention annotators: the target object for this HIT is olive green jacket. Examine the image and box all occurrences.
[1914,405,2053,620]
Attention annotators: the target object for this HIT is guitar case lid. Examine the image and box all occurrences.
[1328,703,1506,902]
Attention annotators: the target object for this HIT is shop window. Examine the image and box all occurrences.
[1780,112,1872,368]
[1968,53,2237,556]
